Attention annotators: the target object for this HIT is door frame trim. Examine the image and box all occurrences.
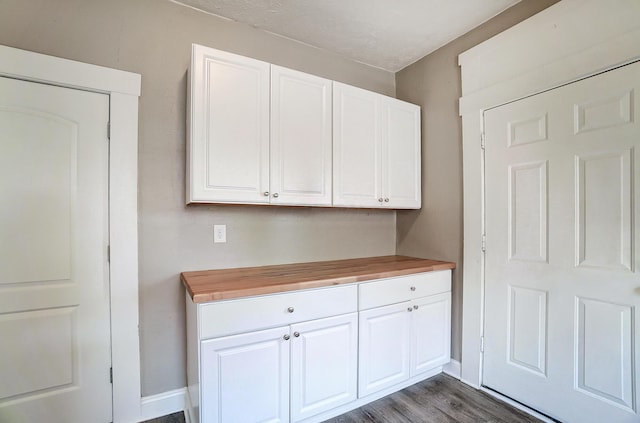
[459,0,640,388]
[0,44,142,422]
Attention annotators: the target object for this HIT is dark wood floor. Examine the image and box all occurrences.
[144,374,541,423]
[323,374,541,423]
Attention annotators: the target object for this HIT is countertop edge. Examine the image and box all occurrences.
[182,256,455,304]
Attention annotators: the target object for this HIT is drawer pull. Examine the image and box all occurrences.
[407,307,413,312]
[283,334,290,341]
[410,286,416,291]
[413,305,419,310]
[287,307,294,313]
[293,332,300,338]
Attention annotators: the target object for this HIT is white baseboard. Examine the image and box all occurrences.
[443,359,461,379]
[139,388,187,422]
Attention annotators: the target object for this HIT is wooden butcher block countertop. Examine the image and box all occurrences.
[181,255,455,303]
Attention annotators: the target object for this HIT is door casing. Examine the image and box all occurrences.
[0,45,142,422]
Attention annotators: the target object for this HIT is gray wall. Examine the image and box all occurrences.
[395,0,561,362]
[0,0,397,396]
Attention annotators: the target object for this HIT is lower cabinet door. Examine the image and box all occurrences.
[200,326,290,423]
[290,313,358,422]
[410,293,451,376]
[358,302,411,397]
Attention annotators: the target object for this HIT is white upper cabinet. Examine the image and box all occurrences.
[333,82,382,208]
[270,66,332,206]
[383,98,421,209]
[188,44,421,209]
[333,82,421,209]
[187,44,270,204]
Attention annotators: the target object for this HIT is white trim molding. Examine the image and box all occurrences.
[140,388,187,422]
[0,45,142,422]
[443,359,461,379]
[459,0,640,389]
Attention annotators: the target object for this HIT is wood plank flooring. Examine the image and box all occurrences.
[143,374,541,423]
[323,374,541,423]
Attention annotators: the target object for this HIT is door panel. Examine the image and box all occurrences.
[484,62,640,423]
[290,313,357,422]
[332,82,381,208]
[201,327,290,423]
[270,66,332,206]
[358,302,410,397]
[0,77,111,422]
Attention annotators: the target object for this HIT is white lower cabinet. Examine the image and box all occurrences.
[200,313,358,423]
[358,302,411,397]
[290,313,358,421]
[201,326,290,423]
[187,270,451,423]
[358,271,452,398]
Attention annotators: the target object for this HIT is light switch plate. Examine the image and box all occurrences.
[213,225,226,243]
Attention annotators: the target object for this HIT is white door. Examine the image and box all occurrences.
[358,302,411,397]
[0,77,112,422]
[270,65,332,206]
[188,45,270,204]
[201,326,290,423]
[333,82,382,208]
[382,98,421,209]
[410,293,451,376]
[484,62,640,422]
[290,313,357,422]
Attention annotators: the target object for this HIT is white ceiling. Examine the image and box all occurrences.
[172,0,521,72]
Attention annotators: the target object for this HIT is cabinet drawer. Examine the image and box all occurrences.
[199,284,357,339]
[359,270,451,310]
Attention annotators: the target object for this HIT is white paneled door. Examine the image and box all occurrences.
[483,62,640,422]
[0,77,112,422]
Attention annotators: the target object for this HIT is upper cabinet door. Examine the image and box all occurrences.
[187,45,270,204]
[382,98,421,209]
[270,66,332,206]
[333,82,382,208]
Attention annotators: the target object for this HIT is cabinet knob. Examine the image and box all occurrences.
[287,307,294,313]
[378,198,383,203]
[413,305,419,310]
[283,334,290,341]
[293,332,300,338]
[384,198,389,203]
[263,191,269,196]
[408,307,413,312]
[273,193,279,198]
[410,286,416,291]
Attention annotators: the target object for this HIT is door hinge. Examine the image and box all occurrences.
[480,336,485,353]
[480,131,485,150]
[107,121,111,140]
[107,245,110,263]
[481,234,486,253]
[110,367,113,384]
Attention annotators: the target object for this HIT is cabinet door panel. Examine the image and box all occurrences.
[201,326,289,423]
[411,293,451,376]
[382,98,421,209]
[358,302,411,397]
[290,313,358,422]
[333,82,381,208]
[271,66,332,206]
[188,45,270,204]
